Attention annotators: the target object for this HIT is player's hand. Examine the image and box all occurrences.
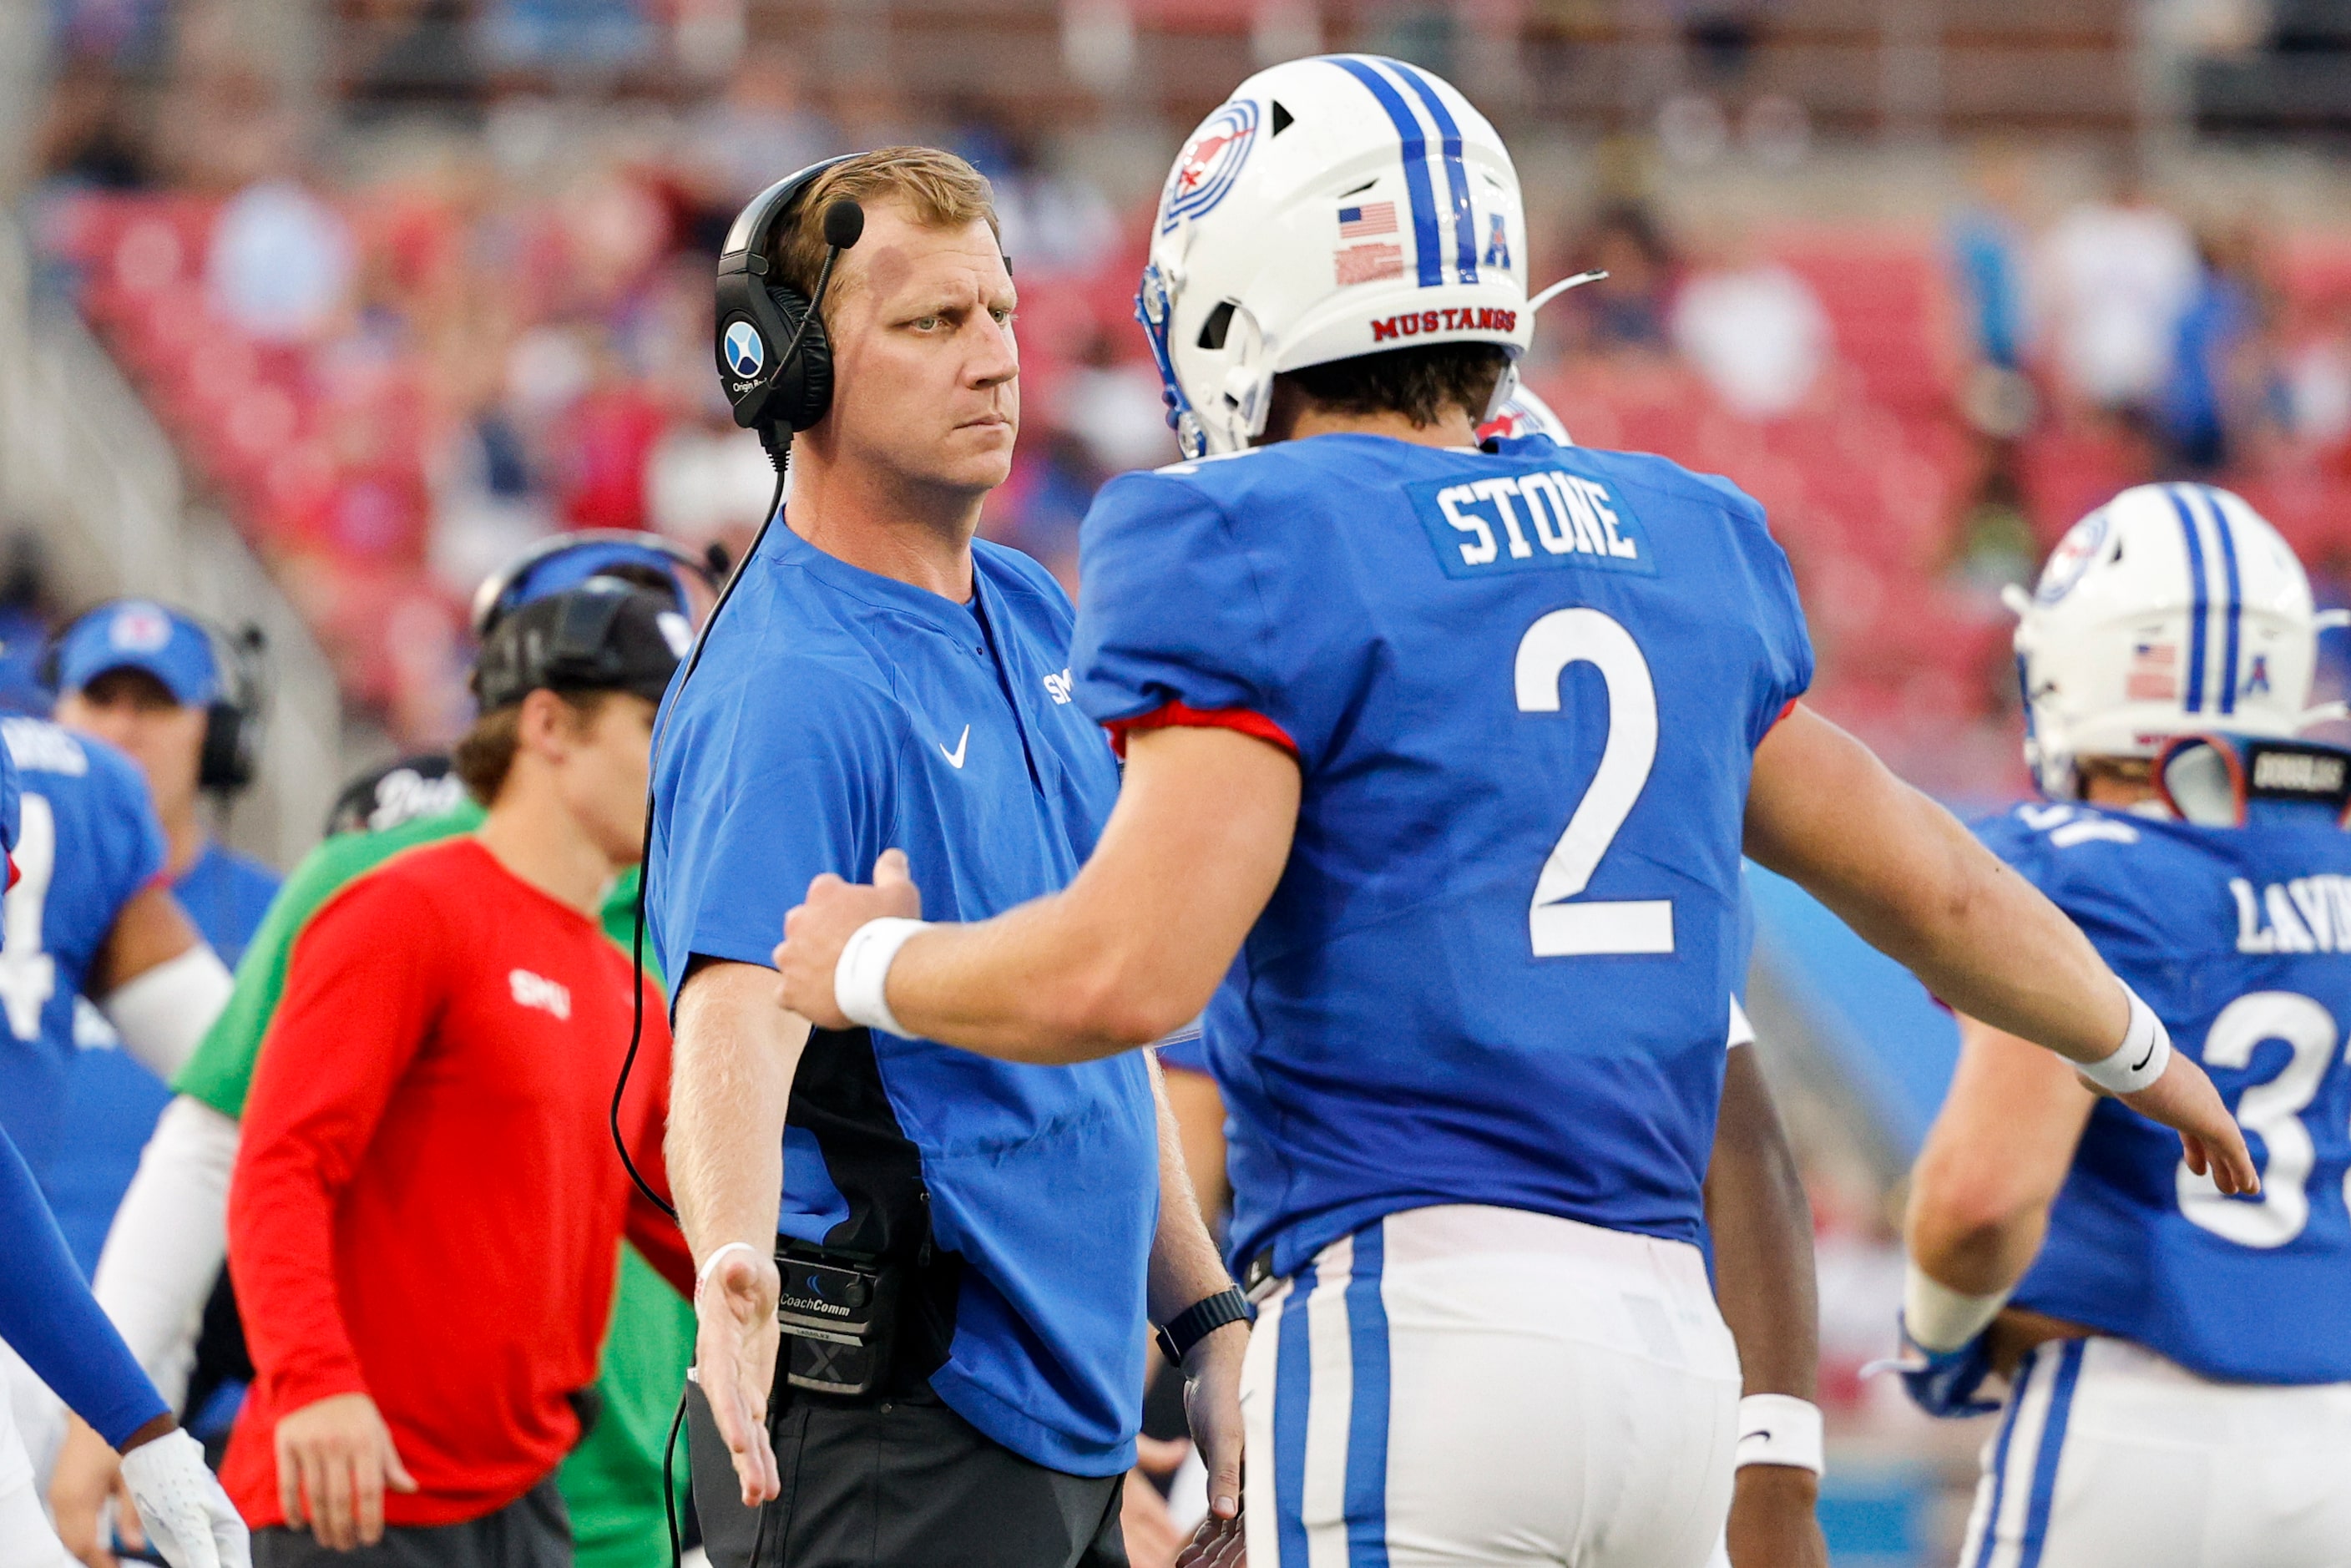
[2112,1051,2259,1196]
[272,1392,416,1551]
[1181,1319,1247,1525]
[774,849,923,1029]
[51,1414,132,1567]
[695,1242,784,1507]
[1724,1464,1828,1568]
[119,1426,251,1568]
[1176,1510,1247,1568]
[1121,1450,1187,1568]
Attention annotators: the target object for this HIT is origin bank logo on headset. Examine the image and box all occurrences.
[723,321,766,379]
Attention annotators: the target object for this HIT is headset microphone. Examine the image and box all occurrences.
[822,198,864,253]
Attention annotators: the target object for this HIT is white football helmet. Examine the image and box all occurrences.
[2010,483,2323,798]
[1478,382,1570,444]
[1138,54,1530,459]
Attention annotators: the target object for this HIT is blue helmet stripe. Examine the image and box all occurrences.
[1328,58,1443,287]
[2166,485,2211,713]
[2195,486,2246,716]
[1383,60,1479,284]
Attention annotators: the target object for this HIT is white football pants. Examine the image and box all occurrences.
[0,1376,73,1568]
[1959,1335,2351,1568]
[1241,1203,1742,1568]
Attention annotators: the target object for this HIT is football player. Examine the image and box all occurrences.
[1902,483,2351,1567]
[0,681,235,1493]
[768,58,2253,1567]
[48,532,712,1568]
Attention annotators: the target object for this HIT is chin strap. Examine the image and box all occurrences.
[1136,263,1208,460]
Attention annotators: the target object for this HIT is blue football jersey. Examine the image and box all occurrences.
[1979,799,2351,1383]
[48,840,279,1269]
[0,719,166,1194]
[1073,432,1813,1275]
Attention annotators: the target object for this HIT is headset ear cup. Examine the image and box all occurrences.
[764,286,834,432]
[200,700,253,791]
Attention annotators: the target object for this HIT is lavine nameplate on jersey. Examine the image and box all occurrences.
[1408,470,1658,580]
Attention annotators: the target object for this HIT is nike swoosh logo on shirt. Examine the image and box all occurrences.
[939,726,969,769]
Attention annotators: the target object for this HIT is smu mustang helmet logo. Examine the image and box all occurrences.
[1162,100,1258,235]
[724,321,766,379]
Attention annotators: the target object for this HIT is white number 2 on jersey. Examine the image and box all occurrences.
[0,793,58,1041]
[2177,989,2351,1247]
[1515,609,1673,957]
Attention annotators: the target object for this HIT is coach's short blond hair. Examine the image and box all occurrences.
[770,147,1002,310]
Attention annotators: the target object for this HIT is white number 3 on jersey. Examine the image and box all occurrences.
[1516,609,1674,958]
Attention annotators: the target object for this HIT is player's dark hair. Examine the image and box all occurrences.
[1277,342,1509,430]
[453,690,611,805]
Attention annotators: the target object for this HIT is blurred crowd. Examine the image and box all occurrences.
[1531,149,2351,797]
[28,27,1171,742]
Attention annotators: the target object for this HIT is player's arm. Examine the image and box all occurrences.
[1742,705,2256,1195]
[667,959,808,1508]
[1904,1014,2096,1348]
[1,1117,250,1568]
[774,725,1299,1062]
[1704,1045,1828,1568]
[90,883,233,1080]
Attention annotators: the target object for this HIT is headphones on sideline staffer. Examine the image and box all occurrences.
[41,601,269,792]
[714,154,866,448]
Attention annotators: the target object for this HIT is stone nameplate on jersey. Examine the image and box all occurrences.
[1408,469,1657,580]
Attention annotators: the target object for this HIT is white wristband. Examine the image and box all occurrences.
[695,1241,765,1302]
[1904,1259,2010,1353]
[835,917,928,1039]
[1736,1393,1824,1475]
[2075,982,2171,1095]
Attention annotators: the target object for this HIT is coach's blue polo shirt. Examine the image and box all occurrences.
[649,520,1156,1477]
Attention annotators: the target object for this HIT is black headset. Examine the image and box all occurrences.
[41,601,268,792]
[714,154,867,451]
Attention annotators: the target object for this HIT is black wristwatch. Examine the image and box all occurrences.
[1155,1287,1253,1366]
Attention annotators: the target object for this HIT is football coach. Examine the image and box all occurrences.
[648,148,1246,1568]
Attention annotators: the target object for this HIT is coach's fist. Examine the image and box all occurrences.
[776,849,923,1030]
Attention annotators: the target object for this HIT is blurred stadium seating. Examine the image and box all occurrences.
[22,7,2351,1555]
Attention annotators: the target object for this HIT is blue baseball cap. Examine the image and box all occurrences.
[471,530,713,637]
[51,600,220,707]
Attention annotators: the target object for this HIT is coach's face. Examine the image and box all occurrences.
[822,200,1018,494]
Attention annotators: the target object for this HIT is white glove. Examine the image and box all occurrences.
[119,1429,251,1568]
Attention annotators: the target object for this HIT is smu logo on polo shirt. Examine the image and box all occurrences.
[509,968,572,1020]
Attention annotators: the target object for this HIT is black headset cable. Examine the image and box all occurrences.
[611,213,857,1222]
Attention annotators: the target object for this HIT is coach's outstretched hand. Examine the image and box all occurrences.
[695,1242,785,1507]
[775,849,923,1031]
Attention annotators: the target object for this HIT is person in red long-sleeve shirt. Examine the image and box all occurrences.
[225,579,695,1564]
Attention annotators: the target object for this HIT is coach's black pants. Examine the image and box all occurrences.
[252,1475,570,1567]
[688,1378,1127,1568]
